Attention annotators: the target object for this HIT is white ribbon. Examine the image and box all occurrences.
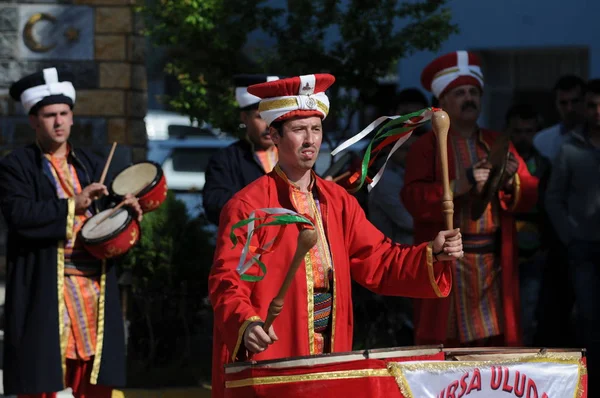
[258,92,329,126]
[331,108,437,191]
[331,116,398,156]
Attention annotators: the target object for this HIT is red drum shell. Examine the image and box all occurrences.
[110,161,168,213]
[137,172,167,212]
[81,208,141,260]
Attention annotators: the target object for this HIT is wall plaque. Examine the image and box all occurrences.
[17,5,94,61]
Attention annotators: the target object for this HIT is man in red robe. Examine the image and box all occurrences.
[208,73,464,398]
[402,51,539,348]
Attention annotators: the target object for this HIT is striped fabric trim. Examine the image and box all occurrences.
[448,134,503,343]
[314,292,332,333]
[42,154,103,364]
[255,146,278,173]
[64,275,101,360]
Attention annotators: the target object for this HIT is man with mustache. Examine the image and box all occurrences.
[402,51,539,348]
[208,74,463,398]
[203,74,280,225]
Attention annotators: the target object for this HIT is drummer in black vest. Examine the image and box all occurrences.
[203,74,280,225]
[0,68,142,397]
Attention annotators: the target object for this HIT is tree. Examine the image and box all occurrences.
[140,0,457,140]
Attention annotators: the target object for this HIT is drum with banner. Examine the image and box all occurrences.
[80,207,141,260]
[110,161,168,213]
[224,346,444,398]
[224,347,587,398]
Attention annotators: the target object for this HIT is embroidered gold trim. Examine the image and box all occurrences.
[259,98,298,112]
[310,198,334,350]
[433,67,484,82]
[225,368,390,388]
[66,197,75,240]
[387,362,414,398]
[57,242,66,386]
[90,260,107,384]
[426,242,444,297]
[330,250,336,351]
[258,97,329,115]
[231,316,262,362]
[305,252,315,355]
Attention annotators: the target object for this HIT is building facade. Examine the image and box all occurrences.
[0,0,148,166]
[398,0,598,130]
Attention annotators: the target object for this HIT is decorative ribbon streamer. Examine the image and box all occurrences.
[230,208,315,282]
[331,107,440,193]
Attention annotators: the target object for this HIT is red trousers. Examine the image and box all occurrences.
[18,358,112,398]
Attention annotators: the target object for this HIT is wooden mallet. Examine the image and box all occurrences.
[262,228,318,332]
[431,110,454,230]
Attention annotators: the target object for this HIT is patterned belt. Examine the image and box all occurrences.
[462,233,499,255]
[314,292,333,333]
[64,262,102,277]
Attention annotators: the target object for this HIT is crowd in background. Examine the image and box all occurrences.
[362,74,600,355]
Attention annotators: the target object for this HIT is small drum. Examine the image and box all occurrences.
[81,207,141,260]
[111,161,167,213]
[224,346,444,398]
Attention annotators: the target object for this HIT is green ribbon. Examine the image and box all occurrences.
[349,107,436,193]
[230,212,315,282]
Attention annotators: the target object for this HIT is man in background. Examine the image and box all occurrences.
[505,104,548,346]
[203,74,280,225]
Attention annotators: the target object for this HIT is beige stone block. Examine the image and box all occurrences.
[95,35,126,61]
[96,7,132,34]
[127,119,147,146]
[76,90,125,116]
[127,92,147,118]
[132,147,147,163]
[127,35,146,63]
[131,64,147,90]
[100,63,131,89]
[107,118,127,144]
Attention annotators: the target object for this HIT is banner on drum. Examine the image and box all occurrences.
[387,359,584,398]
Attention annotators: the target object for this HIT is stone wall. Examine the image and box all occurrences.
[0,0,148,168]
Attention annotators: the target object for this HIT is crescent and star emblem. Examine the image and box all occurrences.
[23,13,81,53]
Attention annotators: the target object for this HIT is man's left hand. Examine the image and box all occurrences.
[432,228,463,261]
[123,193,143,222]
[503,153,519,190]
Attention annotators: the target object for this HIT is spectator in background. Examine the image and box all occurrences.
[369,88,429,245]
[545,79,600,395]
[361,88,429,347]
[505,104,548,346]
[533,75,585,162]
[532,75,585,349]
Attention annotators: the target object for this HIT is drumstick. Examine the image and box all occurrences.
[432,110,454,230]
[91,184,147,228]
[99,142,117,185]
[332,171,351,183]
[263,228,318,332]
